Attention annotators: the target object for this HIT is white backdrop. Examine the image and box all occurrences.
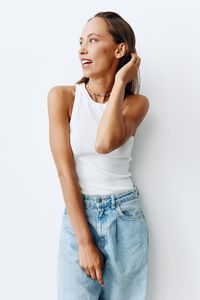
[0,0,200,299]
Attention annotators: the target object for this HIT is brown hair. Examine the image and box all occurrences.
[75,11,141,97]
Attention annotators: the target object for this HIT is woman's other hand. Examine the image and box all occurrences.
[78,242,105,286]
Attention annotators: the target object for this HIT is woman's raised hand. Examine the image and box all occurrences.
[115,52,141,85]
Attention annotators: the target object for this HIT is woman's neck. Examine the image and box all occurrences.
[86,78,115,103]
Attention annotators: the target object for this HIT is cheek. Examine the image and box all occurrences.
[93,45,113,57]
[96,48,114,64]
[102,46,114,57]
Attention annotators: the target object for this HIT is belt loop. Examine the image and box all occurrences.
[111,194,115,209]
[136,186,140,197]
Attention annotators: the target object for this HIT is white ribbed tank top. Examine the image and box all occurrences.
[69,82,135,195]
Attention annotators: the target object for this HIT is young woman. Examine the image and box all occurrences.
[48,11,149,300]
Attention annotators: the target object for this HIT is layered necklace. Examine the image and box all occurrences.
[86,83,111,103]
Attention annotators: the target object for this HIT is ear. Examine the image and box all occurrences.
[114,42,127,59]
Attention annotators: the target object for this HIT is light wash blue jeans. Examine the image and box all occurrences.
[57,185,149,300]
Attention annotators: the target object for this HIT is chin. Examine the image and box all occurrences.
[82,71,96,77]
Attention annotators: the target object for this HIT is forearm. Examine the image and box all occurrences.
[95,79,126,152]
[58,171,93,246]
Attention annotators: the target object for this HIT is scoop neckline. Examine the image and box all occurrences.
[83,83,109,106]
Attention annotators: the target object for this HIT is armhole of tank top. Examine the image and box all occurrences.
[69,83,81,127]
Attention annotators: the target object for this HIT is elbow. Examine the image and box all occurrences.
[57,166,75,180]
[95,131,124,154]
[95,137,122,154]
[95,144,109,154]
[57,169,69,179]
[95,127,125,154]
[95,139,111,153]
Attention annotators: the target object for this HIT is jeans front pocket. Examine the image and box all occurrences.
[116,198,144,221]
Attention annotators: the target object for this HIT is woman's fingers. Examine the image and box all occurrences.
[131,52,141,67]
[85,264,104,286]
[89,267,97,280]
[96,266,104,286]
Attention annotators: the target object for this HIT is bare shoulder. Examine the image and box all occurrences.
[124,93,150,109]
[47,85,75,103]
[47,85,75,120]
[122,93,150,134]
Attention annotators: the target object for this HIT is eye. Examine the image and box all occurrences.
[79,38,97,46]
[89,38,97,43]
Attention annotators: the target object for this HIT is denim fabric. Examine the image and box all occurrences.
[57,185,149,300]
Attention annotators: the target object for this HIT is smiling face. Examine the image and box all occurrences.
[79,17,121,79]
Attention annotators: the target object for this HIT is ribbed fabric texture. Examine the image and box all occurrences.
[69,82,135,195]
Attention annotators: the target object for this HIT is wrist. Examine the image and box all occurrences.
[78,236,94,247]
[114,76,126,88]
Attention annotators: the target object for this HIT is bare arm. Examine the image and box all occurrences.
[47,86,93,246]
[95,79,149,153]
[95,53,149,154]
[95,79,125,153]
[47,86,105,285]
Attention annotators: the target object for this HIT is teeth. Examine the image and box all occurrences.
[82,59,92,65]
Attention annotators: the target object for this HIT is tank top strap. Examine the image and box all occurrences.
[69,83,81,127]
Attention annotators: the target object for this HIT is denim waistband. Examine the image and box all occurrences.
[80,185,140,209]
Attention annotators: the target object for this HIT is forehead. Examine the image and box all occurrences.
[80,17,109,38]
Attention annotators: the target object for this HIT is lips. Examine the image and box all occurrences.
[81,58,93,66]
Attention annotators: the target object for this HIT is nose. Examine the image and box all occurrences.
[79,47,87,55]
[79,43,88,55]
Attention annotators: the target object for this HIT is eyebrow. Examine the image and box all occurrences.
[79,33,101,40]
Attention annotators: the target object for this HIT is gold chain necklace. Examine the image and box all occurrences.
[86,84,111,97]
